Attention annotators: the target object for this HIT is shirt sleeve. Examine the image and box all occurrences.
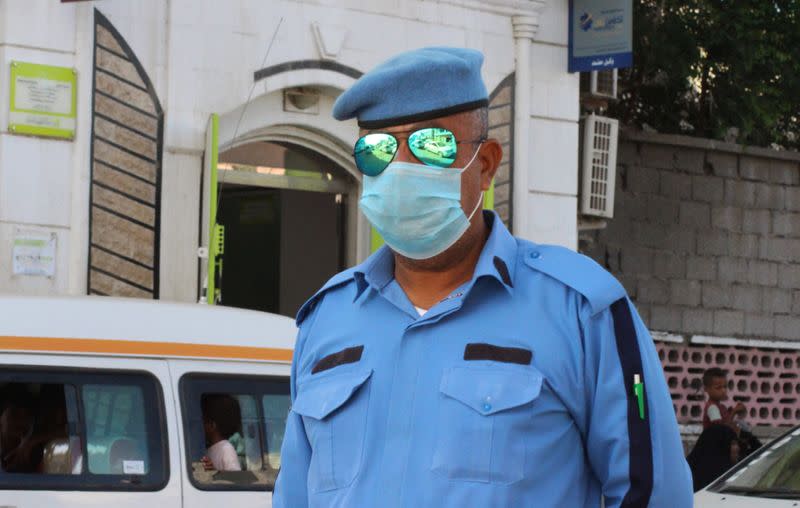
[580,296,693,508]
[707,404,722,422]
[272,308,316,508]
[221,444,242,471]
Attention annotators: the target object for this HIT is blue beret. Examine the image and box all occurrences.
[333,47,489,129]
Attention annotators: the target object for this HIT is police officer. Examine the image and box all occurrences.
[273,47,693,507]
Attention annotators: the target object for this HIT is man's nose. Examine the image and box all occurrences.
[393,138,414,163]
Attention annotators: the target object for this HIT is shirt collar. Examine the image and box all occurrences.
[352,210,516,301]
[352,245,394,301]
[471,210,517,294]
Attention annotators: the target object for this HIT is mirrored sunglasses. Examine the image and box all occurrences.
[353,127,481,176]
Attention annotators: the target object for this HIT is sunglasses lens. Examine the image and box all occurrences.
[408,128,457,168]
[354,133,397,176]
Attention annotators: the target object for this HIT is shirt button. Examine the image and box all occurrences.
[530,251,541,259]
[483,403,492,412]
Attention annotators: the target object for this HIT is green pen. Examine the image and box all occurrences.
[634,374,645,420]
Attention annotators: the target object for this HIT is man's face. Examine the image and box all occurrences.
[705,376,728,401]
[358,109,500,265]
[359,108,488,214]
[0,406,32,455]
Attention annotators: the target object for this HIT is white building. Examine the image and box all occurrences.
[0,0,579,316]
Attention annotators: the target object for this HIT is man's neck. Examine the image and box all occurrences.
[393,220,489,310]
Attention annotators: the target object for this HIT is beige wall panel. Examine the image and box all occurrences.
[90,269,151,298]
[91,208,155,266]
[489,124,511,144]
[93,139,156,182]
[496,161,510,184]
[93,162,156,204]
[94,116,157,160]
[489,106,512,126]
[96,47,146,88]
[94,94,158,136]
[492,86,512,104]
[494,182,510,203]
[95,25,127,57]
[92,184,155,225]
[95,72,157,115]
[90,247,153,290]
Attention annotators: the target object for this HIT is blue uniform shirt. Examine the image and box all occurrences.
[274,212,693,507]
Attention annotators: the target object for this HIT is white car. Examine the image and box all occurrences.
[423,140,444,154]
[695,426,800,506]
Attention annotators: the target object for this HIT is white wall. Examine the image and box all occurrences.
[0,0,89,296]
[0,0,578,300]
[524,0,579,249]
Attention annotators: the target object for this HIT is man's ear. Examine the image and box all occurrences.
[479,139,503,191]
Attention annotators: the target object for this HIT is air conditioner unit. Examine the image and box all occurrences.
[580,114,618,219]
[589,68,618,99]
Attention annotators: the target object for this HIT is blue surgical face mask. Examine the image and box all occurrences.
[359,146,484,260]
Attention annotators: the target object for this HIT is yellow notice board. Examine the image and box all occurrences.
[9,61,77,140]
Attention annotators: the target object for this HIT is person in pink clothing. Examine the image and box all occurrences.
[200,394,242,471]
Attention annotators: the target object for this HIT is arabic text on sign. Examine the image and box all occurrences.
[15,76,72,115]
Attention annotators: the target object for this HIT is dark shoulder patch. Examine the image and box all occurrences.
[522,244,625,315]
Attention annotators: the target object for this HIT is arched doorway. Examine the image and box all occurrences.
[214,139,356,317]
[198,77,365,317]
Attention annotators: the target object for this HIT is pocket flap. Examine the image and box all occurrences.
[440,366,542,416]
[293,369,372,420]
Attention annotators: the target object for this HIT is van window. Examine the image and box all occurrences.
[82,384,151,475]
[262,394,290,470]
[0,368,167,491]
[180,374,289,491]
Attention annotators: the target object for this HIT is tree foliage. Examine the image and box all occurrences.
[610,1,800,149]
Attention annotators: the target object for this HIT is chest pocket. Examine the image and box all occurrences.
[431,366,543,484]
[292,369,372,493]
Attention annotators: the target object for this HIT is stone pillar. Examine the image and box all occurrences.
[511,15,539,239]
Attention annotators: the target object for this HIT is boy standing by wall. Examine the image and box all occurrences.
[703,367,747,430]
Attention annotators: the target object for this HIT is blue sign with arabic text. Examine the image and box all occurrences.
[569,0,632,73]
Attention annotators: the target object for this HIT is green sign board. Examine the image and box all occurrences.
[9,61,77,139]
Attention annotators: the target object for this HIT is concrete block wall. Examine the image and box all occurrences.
[583,131,800,344]
[582,130,800,428]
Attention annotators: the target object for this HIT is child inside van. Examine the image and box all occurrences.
[200,394,242,471]
[702,367,747,430]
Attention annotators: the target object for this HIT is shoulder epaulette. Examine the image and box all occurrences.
[522,244,626,315]
[295,267,359,325]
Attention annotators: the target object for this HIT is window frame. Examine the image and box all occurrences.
[0,366,169,491]
[178,372,290,492]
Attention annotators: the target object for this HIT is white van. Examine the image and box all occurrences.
[0,295,296,508]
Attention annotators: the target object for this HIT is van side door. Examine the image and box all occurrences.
[168,359,291,508]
